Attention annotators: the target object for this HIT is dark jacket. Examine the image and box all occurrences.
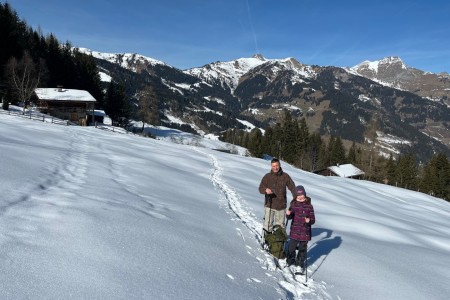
[287,197,315,241]
[259,168,296,210]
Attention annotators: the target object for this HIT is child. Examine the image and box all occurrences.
[286,185,315,274]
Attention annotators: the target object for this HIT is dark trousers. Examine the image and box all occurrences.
[286,239,307,267]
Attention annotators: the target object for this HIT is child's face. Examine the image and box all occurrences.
[296,194,306,201]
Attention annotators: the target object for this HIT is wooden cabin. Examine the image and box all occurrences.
[34,87,96,126]
[314,163,365,179]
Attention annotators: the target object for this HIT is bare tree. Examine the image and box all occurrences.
[6,51,41,113]
[137,85,159,132]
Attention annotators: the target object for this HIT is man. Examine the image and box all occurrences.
[259,158,296,233]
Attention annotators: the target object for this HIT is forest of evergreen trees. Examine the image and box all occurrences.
[0,3,104,108]
[220,110,450,202]
[0,3,139,128]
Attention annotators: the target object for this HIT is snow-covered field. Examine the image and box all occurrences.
[1,112,449,299]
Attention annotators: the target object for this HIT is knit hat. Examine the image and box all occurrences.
[296,185,306,196]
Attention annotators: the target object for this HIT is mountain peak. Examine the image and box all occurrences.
[77,47,167,71]
[379,56,402,62]
[379,56,405,67]
[252,54,266,61]
[349,56,408,75]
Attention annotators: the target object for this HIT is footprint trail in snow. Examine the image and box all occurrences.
[203,151,334,299]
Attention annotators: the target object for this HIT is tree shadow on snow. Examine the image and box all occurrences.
[307,228,342,276]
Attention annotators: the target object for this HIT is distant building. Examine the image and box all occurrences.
[314,163,365,179]
[34,87,96,126]
[86,110,106,124]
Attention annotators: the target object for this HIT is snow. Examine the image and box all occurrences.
[377,131,412,146]
[184,55,316,94]
[204,96,225,105]
[163,113,185,125]
[236,118,256,131]
[248,108,261,115]
[185,56,268,92]
[77,47,167,70]
[1,112,450,300]
[34,88,96,102]
[161,79,186,95]
[349,57,407,75]
[358,94,371,102]
[99,71,112,82]
[130,122,248,156]
[327,164,365,178]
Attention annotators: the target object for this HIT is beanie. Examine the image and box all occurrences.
[296,185,306,196]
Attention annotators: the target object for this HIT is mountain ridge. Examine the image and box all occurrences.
[78,47,450,162]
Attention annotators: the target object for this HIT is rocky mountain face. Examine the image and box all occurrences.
[80,48,450,161]
[347,56,450,106]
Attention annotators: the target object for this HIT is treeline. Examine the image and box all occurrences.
[221,111,450,201]
[0,3,136,128]
[0,3,103,107]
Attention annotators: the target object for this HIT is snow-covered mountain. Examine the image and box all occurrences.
[78,47,167,72]
[185,55,316,93]
[347,56,450,106]
[348,56,408,80]
[185,54,269,92]
[82,48,450,161]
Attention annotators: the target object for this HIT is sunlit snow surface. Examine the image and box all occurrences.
[1,113,449,299]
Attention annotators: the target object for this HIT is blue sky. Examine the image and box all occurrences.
[4,0,450,73]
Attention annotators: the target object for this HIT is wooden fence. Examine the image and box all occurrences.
[1,108,133,135]
[0,108,77,126]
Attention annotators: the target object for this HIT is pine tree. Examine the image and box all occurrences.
[220,129,231,143]
[318,139,330,170]
[242,131,250,149]
[72,49,104,107]
[395,154,417,189]
[260,126,274,156]
[420,153,450,200]
[364,114,379,179]
[104,81,131,128]
[272,123,283,159]
[0,3,26,83]
[347,142,357,164]
[372,155,389,183]
[307,132,323,171]
[247,128,263,157]
[386,154,397,185]
[295,118,309,168]
[330,136,346,165]
[280,110,297,163]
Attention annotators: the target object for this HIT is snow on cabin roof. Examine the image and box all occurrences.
[35,88,96,102]
[328,164,365,178]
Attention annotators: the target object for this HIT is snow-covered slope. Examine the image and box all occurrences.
[1,112,449,299]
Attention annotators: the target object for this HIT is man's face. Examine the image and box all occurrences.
[271,162,280,173]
